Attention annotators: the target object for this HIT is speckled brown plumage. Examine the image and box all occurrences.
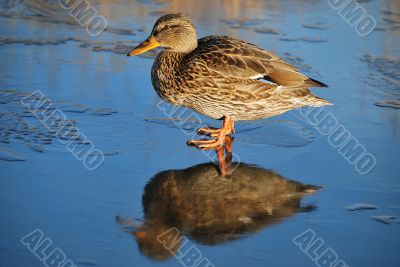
[151,34,330,121]
[128,13,331,151]
[117,162,320,260]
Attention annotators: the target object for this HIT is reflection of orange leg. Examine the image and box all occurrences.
[187,116,235,150]
[214,135,235,176]
[224,135,234,163]
[215,145,227,176]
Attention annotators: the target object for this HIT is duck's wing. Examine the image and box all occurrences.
[182,35,327,88]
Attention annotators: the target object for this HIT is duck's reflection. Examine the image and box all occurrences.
[117,162,321,261]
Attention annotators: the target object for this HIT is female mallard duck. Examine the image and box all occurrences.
[127,13,331,150]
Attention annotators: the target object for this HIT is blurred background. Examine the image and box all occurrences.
[0,0,399,267]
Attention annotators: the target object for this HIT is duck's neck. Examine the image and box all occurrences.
[151,50,187,104]
[172,38,198,54]
[171,29,198,53]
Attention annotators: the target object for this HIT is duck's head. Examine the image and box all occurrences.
[127,13,198,57]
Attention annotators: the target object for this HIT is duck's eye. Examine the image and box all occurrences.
[153,25,170,35]
[161,25,171,31]
[162,24,182,32]
[154,25,179,36]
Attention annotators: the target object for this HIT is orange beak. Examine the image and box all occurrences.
[127,36,160,57]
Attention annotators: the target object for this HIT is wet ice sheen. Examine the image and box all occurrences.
[0,0,399,267]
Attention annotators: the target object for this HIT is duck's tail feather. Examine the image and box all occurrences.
[305,77,328,88]
[301,184,323,195]
[273,86,332,107]
[299,94,333,107]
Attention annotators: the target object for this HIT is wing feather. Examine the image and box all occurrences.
[182,35,327,89]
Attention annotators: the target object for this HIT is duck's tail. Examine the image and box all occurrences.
[298,93,333,107]
[305,77,328,88]
[290,75,331,106]
[273,85,332,107]
[300,184,323,195]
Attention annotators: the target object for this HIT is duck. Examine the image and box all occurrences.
[127,13,331,151]
[117,160,320,260]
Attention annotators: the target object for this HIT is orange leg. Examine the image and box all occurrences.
[187,115,235,150]
[197,127,220,137]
